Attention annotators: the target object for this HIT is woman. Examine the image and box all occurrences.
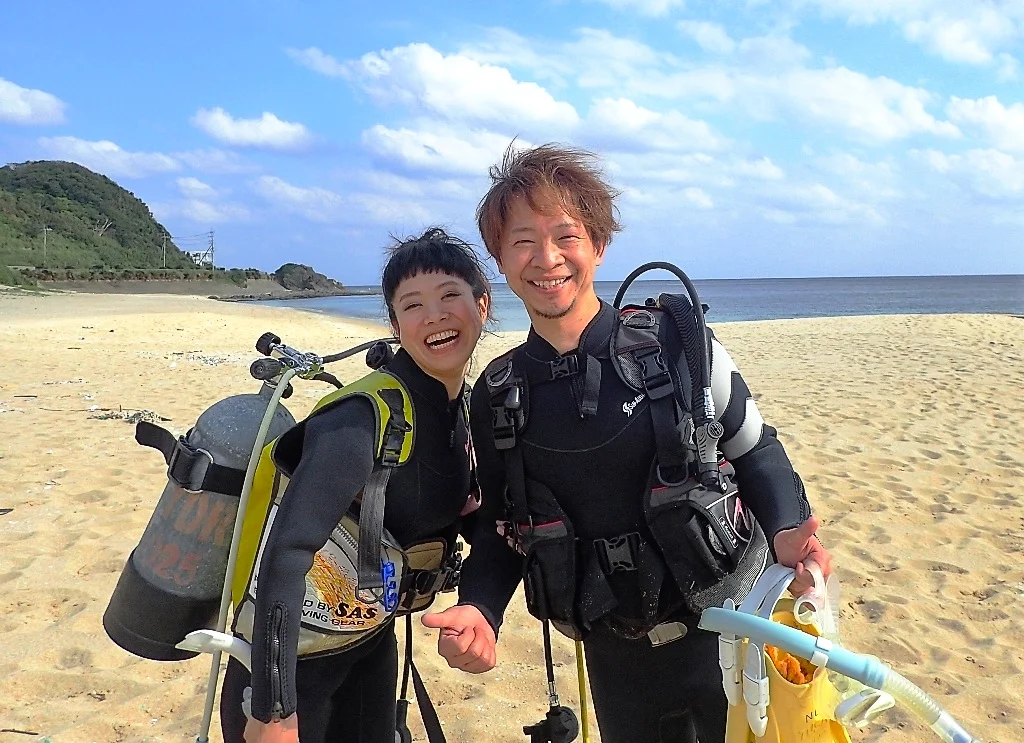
[222,227,491,743]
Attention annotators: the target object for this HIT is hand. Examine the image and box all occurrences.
[421,604,497,673]
[773,515,833,596]
[243,714,299,743]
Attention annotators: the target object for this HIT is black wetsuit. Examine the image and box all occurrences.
[221,349,473,742]
[459,302,811,743]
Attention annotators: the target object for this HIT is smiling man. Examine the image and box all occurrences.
[423,143,832,743]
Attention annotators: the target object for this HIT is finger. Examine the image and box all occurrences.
[421,611,459,630]
[438,628,476,658]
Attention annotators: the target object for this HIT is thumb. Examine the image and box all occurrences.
[793,514,820,542]
[421,609,461,630]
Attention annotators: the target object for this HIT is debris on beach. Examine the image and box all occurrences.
[88,407,171,423]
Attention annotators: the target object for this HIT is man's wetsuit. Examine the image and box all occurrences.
[459,302,812,743]
[221,348,474,743]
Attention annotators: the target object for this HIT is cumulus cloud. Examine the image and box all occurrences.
[947,96,1024,153]
[801,0,1024,66]
[741,66,960,142]
[0,77,66,125]
[286,46,348,77]
[155,177,251,224]
[997,53,1020,81]
[678,21,736,54]
[915,148,1024,199]
[191,107,313,151]
[683,187,715,209]
[343,43,579,133]
[461,28,957,144]
[176,177,216,200]
[584,98,727,152]
[757,182,884,224]
[816,153,902,198]
[361,123,519,175]
[253,176,346,222]
[38,136,179,178]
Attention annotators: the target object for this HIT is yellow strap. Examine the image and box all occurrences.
[575,639,590,743]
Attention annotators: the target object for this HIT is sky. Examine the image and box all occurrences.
[1,0,1023,283]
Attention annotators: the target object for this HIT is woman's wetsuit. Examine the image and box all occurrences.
[221,348,473,743]
[458,302,812,743]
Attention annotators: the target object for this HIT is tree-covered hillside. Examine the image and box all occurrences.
[0,160,193,271]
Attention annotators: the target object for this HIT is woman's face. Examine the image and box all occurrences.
[390,271,488,391]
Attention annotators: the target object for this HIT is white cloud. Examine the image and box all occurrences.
[286,46,348,77]
[947,96,1024,153]
[757,182,884,224]
[344,43,579,132]
[678,21,736,53]
[0,78,66,125]
[191,107,313,151]
[584,98,726,152]
[802,1,1024,66]
[361,123,518,175]
[176,177,216,200]
[744,66,960,142]
[915,148,1024,199]
[997,53,1020,81]
[180,199,250,224]
[461,28,956,144]
[38,136,179,178]
[587,0,685,16]
[683,187,715,209]
[253,176,346,222]
[816,153,902,198]
[349,194,434,224]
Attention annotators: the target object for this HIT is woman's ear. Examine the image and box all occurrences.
[390,321,400,341]
[477,293,490,324]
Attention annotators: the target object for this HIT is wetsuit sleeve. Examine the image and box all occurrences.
[456,378,525,634]
[248,397,377,724]
[709,336,812,554]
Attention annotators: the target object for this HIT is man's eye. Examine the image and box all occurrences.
[561,234,581,241]
[443,292,461,299]
[513,239,534,246]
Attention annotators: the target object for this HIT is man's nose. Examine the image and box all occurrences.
[532,237,563,269]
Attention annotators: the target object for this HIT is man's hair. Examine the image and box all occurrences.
[476,142,622,262]
[381,227,492,325]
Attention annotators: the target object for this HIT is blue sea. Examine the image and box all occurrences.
[259,274,1024,332]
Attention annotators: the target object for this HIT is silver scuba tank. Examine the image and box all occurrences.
[102,383,295,661]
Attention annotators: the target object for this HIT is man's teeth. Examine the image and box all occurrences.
[532,277,569,289]
[426,330,459,347]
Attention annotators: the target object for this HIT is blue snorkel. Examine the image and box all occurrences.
[700,603,983,743]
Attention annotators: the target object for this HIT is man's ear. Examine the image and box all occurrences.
[595,242,606,265]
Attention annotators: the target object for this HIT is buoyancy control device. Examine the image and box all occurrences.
[102,333,385,661]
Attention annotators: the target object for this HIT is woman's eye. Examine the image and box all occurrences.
[402,303,421,311]
[443,292,461,299]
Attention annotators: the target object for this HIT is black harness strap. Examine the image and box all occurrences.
[356,386,410,594]
[135,420,246,496]
[396,614,448,743]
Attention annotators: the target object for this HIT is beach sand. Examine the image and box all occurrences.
[0,289,1021,742]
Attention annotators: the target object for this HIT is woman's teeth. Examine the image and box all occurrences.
[426,330,459,348]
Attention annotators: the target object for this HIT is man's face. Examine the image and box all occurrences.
[497,195,604,322]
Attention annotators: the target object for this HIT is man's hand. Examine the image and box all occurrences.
[421,604,497,673]
[243,714,299,743]
[773,515,833,595]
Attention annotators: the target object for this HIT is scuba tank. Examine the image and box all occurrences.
[103,381,297,661]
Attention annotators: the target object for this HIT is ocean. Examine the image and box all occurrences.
[257,274,1024,332]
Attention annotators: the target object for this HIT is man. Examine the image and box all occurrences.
[423,143,832,742]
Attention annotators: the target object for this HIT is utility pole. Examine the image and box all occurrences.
[162,233,167,269]
[42,226,53,268]
[208,230,215,269]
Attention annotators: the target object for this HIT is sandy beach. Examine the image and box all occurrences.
[0,288,1021,743]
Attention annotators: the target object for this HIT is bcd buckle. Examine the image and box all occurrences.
[548,354,579,379]
[595,532,641,574]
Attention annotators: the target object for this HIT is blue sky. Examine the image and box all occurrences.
[2,0,1022,283]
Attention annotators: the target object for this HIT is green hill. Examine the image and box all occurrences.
[0,160,193,272]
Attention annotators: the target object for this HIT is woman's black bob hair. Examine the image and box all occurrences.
[382,227,492,325]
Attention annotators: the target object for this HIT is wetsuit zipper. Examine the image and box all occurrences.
[268,604,285,720]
